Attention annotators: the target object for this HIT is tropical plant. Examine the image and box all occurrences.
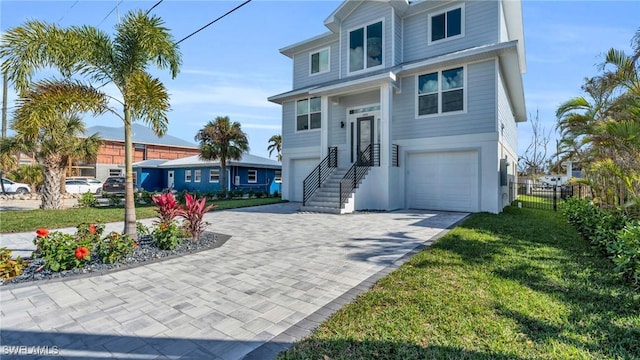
[195,116,249,197]
[267,134,282,162]
[181,193,216,242]
[151,192,184,224]
[33,230,93,271]
[1,11,182,238]
[8,164,44,194]
[94,231,136,264]
[0,247,27,280]
[77,191,99,208]
[152,221,183,250]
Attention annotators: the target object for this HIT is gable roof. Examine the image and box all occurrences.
[86,124,198,149]
[134,153,281,170]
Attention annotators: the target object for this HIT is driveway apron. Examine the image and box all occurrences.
[0,203,467,359]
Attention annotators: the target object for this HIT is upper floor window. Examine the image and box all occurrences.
[296,97,321,131]
[429,6,463,44]
[310,48,330,75]
[417,66,464,116]
[349,20,383,73]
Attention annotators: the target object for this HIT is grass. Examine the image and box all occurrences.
[0,197,285,233]
[279,207,640,359]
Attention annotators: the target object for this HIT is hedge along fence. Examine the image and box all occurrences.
[562,197,640,287]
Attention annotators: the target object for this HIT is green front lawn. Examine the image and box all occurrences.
[0,197,285,233]
[279,207,640,359]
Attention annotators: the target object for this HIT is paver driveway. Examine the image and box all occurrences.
[0,203,467,359]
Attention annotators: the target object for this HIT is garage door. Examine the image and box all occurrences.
[407,151,479,212]
[290,158,320,202]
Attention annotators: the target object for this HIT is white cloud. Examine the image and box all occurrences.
[169,84,281,108]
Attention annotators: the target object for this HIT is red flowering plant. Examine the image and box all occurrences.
[182,193,216,242]
[94,231,136,264]
[33,230,92,272]
[151,192,187,250]
[76,223,104,244]
[74,246,90,260]
[151,192,185,223]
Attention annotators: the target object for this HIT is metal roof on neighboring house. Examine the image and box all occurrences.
[132,159,168,168]
[133,153,281,169]
[86,124,198,148]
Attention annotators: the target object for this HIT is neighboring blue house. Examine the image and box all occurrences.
[268,0,526,214]
[133,154,282,195]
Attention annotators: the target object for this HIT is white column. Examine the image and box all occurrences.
[379,83,392,167]
[320,95,329,158]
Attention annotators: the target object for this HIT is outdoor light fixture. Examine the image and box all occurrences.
[341,121,345,128]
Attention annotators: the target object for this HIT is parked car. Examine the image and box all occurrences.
[1,178,31,194]
[65,178,102,194]
[102,176,136,196]
[66,177,103,194]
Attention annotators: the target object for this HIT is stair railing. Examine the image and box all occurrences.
[339,144,378,206]
[302,147,338,206]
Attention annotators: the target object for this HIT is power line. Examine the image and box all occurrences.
[145,0,163,15]
[57,0,80,23]
[176,0,252,45]
[97,0,124,27]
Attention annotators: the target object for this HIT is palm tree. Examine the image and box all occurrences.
[10,80,105,209]
[1,12,181,238]
[267,134,282,162]
[195,116,249,197]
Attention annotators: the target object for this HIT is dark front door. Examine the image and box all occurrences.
[356,116,374,165]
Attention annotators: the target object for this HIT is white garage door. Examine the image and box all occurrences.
[290,158,320,202]
[407,151,479,212]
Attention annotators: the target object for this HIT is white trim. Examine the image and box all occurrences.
[194,169,201,183]
[346,17,386,76]
[415,65,467,119]
[209,168,220,183]
[184,169,192,182]
[248,169,258,183]
[295,97,322,133]
[309,46,331,76]
[427,4,465,46]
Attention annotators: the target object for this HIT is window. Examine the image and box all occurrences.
[185,170,192,182]
[296,97,321,131]
[349,21,383,72]
[109,169,122,177]
[132,172,137,186]
[310,48,329,75]
[248,170,257,183]
[417,67,464,116]
[274,170,282,183]
[430,6,463,43]
[194,170,201,182]
[209,169,220,183]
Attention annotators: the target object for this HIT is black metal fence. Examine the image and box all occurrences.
[510,181,591,211]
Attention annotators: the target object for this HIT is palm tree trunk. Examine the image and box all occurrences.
[41,163,64,210]
[221,159,227,198]
[123,109,137,240]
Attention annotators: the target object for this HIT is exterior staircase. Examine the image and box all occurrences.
[300,168,349,214]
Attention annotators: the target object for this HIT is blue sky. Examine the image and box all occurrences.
[1,0,639,160]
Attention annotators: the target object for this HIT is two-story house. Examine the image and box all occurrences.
[269,0,526,214]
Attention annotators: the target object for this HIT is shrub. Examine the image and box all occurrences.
[256,191,264,199]
[33,230,92,271]
[612,221,640,286]
[182,194,216,242]
[153,221,184,250]
[247,189,255,199]
[273,190,279,198]
[151,192,185,223]
[138,190,155,204]
[137,221,151,237]
[76,223,104,243]
[0,247,27,280]
[77,192,99,208]
[106,194,122,206]
[95,231,136,264]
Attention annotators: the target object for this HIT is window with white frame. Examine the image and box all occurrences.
[185,170,192,182]
[310,48,329,75]
[274,170,282,183]
[417,67,464,116]
[429,6,463,43]
[248,170,257,183]
[194,169,201,182]
[109,169,122,177]
[296,97,321,131]
[349,20,383,72]
[132,172,137,186]
[209,169,220,182]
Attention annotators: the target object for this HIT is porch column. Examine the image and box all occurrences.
[379,83,392,167]
[320,95,329,158]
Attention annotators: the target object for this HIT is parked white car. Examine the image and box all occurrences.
[65,178,103,194]
[1,178,31,194]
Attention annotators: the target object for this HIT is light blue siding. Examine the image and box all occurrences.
[293,41,340,89]
[392,59,497,140]
[402,1,499,63]
[498,69,517,151]
[340,1,393,78]
[282,100,321,149]
[394,11,402,65]
[329,101,347,146]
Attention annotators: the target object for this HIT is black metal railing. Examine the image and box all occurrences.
[339,144,376,207]
[303,147,338,206]
[510,181,590,211]
[392,144,399,167]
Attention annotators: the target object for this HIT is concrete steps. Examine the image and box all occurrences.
[300,168,368,214]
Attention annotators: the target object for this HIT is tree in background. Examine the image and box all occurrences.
[8,164,44,195]
[195,116,249,198]
[10,80,105,209]
[1,11,182,238]
[518,110,550,176]
[267,134,282,162]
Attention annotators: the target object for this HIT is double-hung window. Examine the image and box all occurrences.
[310,48,330,75]
[429,6,463,43]
[185,170,192,182]
[417,67,464,116]
[194,170,201,182]
[209,169,219,183]
[296,97,321,131]
[248,170,257,183]
[349,20,383,73]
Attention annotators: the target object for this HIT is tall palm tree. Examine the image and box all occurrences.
[267,134,282,162]
[1,11,181,238]
[10,80,106,209]
[195,116,249,197]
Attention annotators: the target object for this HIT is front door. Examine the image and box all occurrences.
[167,170,174,189]
[355,116,374,165]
